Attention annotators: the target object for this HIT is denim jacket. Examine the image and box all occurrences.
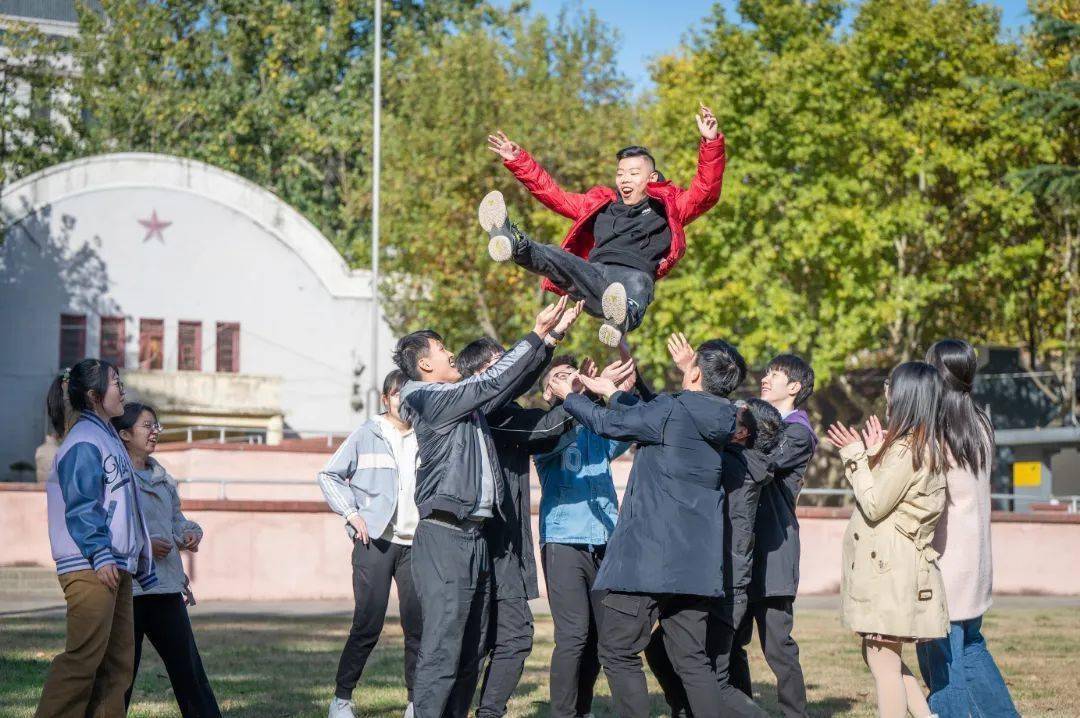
[535,424,629,545]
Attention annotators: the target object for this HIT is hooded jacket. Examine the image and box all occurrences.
[400,332,551,521]
[132,457,202,597]
[562,389,736,597]
[502,136,726,292]
[750,409,818,599]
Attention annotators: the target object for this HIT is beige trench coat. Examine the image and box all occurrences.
[838,439,949,639]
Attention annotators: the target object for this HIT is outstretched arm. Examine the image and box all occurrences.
[489,130,593,220]
[558,387,669,445]
[673,104,726,225]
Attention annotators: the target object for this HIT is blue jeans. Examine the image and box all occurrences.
[916,616,1018,717]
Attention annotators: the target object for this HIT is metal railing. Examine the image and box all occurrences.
[174,477,1080,514]
[799,488,1080,513]
[158,425,348,447]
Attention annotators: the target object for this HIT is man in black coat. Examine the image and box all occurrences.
[547,338,746,718]
[645,398,785,718]
[455,337,576,718]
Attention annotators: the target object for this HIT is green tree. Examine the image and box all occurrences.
[379,8,635,352]
[644,0,1052,394]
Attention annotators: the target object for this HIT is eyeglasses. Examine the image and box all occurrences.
[113,379,125,393]
[141,422,163,433]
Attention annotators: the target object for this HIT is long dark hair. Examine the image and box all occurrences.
[46,359,117,437]
[870,361,948,474]
[927,339,993,474]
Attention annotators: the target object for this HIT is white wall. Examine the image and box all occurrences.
[0,154,394,475]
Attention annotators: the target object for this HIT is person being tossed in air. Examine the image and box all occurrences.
[479,103,726,347]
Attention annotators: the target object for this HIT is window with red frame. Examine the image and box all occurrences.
[178,321,202,371]
[99,316,126,368]
[216,322,240,373]
[59,314,86,369]
[139,319,164,370]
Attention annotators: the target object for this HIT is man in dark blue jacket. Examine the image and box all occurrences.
[547,338,746,718]
[395,297,579,718]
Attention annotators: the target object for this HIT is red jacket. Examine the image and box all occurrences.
[503,136,726,295]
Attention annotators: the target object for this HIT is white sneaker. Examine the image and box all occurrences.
[403,702,415,718]
[328,697,357,718]
[601,282,628,326]
[598,322,623,347]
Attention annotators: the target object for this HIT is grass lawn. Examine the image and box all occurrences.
[2,603,1075,717]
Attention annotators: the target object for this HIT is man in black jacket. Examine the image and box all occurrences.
[645,398,785,718]
[730,354,818,718]
[547,338,746,718]
[395,297,577,718]
[455,336,576,718]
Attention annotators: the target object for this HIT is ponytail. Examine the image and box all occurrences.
[46,373,70,437]
[46,359,118,438]
[926,339,993,474]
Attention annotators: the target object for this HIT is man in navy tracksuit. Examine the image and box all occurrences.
[547,338,746,718]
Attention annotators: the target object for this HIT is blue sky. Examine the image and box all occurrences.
[515,0,1034,91]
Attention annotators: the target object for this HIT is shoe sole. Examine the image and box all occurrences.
[598,323,623,347]
[488,235,512,262]
[602,282,628,325]
[478,190,508,233]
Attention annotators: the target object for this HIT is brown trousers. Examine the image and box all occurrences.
[35,569,135,718]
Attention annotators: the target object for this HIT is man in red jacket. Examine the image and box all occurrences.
[479,104,726,346]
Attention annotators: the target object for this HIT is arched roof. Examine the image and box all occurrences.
[0,152,372,298]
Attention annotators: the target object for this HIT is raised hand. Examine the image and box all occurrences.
[580,357,599,379]
[861,415,885,448]
[696,103,719,141]
[600,358,637,393]
[549,369,578,401]
[578,372,619,400]
[487,130,521,161]
[826,422,864,450]
[533,296,569,337]
[553,300,585,335]
[667,332,696,373]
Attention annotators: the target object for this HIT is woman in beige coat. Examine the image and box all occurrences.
[827,361,950,718]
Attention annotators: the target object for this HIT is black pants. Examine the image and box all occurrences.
[594,591,722,718]
[645,598,767,718]
[514,237,654,331]
[541,543,605,718]
[730,596,808,718]
[335,538,423,701]
[125,592,220,718]
[411,519,492,718]
[477,597,534,718]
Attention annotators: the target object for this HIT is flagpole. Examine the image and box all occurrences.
[369,0,382,418]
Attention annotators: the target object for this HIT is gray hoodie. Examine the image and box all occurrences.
[132,457,203,598]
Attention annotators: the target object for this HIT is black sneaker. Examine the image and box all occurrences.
[478,190,522,262]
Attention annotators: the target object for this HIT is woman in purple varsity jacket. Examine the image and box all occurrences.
[36,359,157,718]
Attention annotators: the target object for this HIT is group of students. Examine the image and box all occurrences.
[316,294,1019,718]
[33,104,1017,718]
[36,359,220,717]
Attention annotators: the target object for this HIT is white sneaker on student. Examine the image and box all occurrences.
[328,697,356,718]
[403,702,415,718]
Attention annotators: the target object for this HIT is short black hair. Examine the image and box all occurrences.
[392,330,442,381]
[456,337,505,378]
[696,339,747,398]
[744,398,783,453]
[381,369,407,397]
[111,402,158,434]
[616,145,656,171]
[765,353,815,407]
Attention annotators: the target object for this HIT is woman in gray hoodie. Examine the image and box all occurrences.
[113,403,220,718]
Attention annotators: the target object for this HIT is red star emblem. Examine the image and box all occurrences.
[138,210,172,243]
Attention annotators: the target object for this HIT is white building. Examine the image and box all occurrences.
[0,152,392,478]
